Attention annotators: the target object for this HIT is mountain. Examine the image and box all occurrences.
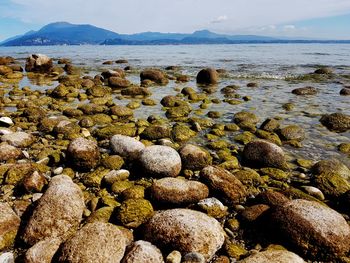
[2,22,120,46]
[2,22,350,46]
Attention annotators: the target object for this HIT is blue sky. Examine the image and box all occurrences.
[1,0,350,41]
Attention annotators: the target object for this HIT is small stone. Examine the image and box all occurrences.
[197,197,228,218]
[0,143,22,161]
[104,169,130,185]
[22,171,47,192]
[301,186,325,200]
[292,86,318,95]
[24,238,61,263]
[320,113,350,133]
[166,250,181,263]
[183,252,205,263]
[53,167,63,175]
[116,199,154,228]
[179,144,212,171]
[238,250,305,263]
[0,117,13,126]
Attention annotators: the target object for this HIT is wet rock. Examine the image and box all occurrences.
[271,199,350,260]
[314,67,333,74]
[171,124,196,142]
[122,240,164,263]
[139,145,182,177]
[110,135,145,160]
[108,77,131,88]
[320,113,350,132]
[101,155,125,170]
[24,238,61,263]
[144,208,225,261]
[1,132,35,148]
[0,143,22,161]
[25,54,53,73]
[116,199,154,228]
[121,86,151,97]
[116,59,128,63]
[22,106,47,122]
[179,144,212,170]
[23,175,85,245]
[58,222,127,263]
[279,125,305,141]
[196,68,218,85]
[160,95,182,107]
[140,69,168,85]
[242,140,287,169]
[340,88,350,96]
[66,137,100,171]
[247,82,258,87]
[166,250,181,263]
[0,65,12,75]
[101,69,123,79]
[141,125,171,140]
[0,117,13,127]
[239,250,305,263]
[166,105,192,119]
[311,159,350,179]
[260,118,280,132]
[0,203,21,250]
[200,166,247,204]
[150,177,209,205]
[292,86,318,95]
[241,204,270,223]
[110,105,133,120]
[313,172,350,198]
[0,56,14,65]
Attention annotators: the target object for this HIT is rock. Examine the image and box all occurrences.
[101,69,123,79]
[242,140,287,169]
[279,125,305,141]
[66,138,100,171]
[196,68,218,85]
[313,172,350,198]
[139,145,182,178]
[122,240,164,263]
[1,132,35,148]
[234,111,259,125]
[166,250,181,263]
[238,250,305,263]
[314,67,333,74]
[22,171,47,192]
[197,197,228,218]
[0,56,14,65]
[182,252,205,263]
[25,54,53,73]
[110,105,133,120]
[200,166,247,204]
[0,203,21,250]
[241,204,270,222]
[340,88,350,96]
[141,125,171,140]
[171,124,196,142]
[150,177,209,205]
[271,199,350,260]
[0,117,13,126]
[292,86,318,95]
[0,252,14,263]
[260,118,280,132]
[121,87,151,97]
[110,135,145,160]
[116,59,128,64]
[140,69,168,85]
[58,222,127,263]
[311,159,350,179]
[144,208,225,261]
[179,144,212,170]
[104,169,130,185]
[108,77,131,88]
[0,143,22,161]
[116,199,154,228]
[320,113,350,132]
[22,175,85,245]
[24,238,61,263]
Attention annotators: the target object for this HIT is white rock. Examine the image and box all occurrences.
[0,252,14,263]
[110,135,145,160]
[0,117,13,126]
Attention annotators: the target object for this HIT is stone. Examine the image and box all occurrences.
[279,125,305,141]
[66,137,100,171]
[200,166,247,204]
[320,113,350,132]
[182,252,205,263]
[104,169,130,185]
[0,203,21,250]
[166,250,181,263]
[25,54,53,73]
[58,222,127,263]
[24,238,61,263]
[314,67,333,74]
[121,87,151,97]
[116,199,154,228]
[22,175,85,245]
[238,250,305,263]
[150,177,209,205]
[271,199,350,260]
[140,69,168,85]
[311,159,350,179]
[0,252,14,263]
[1,132,35,148]
[139,145,182,178]
[0,117,13,126]
[260,118,280,132]
[144,208,225,261]
[122,240,164,263]
[340,88,350,96]
[110,135,145,160]
[108,77,131,88]
[141,125,171,141]
[197,197,228,218]
[179,144,212,170]
[0,143,22,161]
[22,171,47,192]
[292,86,318,95]
[110,105,133,120]
[243,140,287,169]
[196,68,218,85]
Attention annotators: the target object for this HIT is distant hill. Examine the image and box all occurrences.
[2,22,350,46]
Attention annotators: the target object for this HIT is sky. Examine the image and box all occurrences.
[1,0,350,41]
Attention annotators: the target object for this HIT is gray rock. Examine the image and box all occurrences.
[1,132,34,148]
[239,250,305,263]
[122,240,164,263]
[144,208,225,261]
[139,145,182,177]
[110,135,145,160]
[23,175,85,245]
[58,222,127,263]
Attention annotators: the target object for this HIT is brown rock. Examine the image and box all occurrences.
[0,203,21,250]
[179,144,212,170]
[292,86,318,95]
[0,143,22,161]
[239,250,305,263]
[196,68,218,85]
[122,240,164,263]
[320,113,350,132]
[24,238,61,263]
[140,69,168,85]
[108,77,131,88]
[66,138,100,171]
[1,132,35,148]
[121,86,151,97]
[25,54,53,73]
[22,171,47,192]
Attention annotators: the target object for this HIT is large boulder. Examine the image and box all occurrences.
[179,144,212,170]
[24,238,61,263]
[150,177,209,205]
[239,250,305,263]
[25,54,53,73]
[320,113,350,132]
[200,166,247,204]
[66,138,100,171]
[58,222,127,263]
[110,135,145,160]
[140,69,168,85]
[243,140,287,169]
[144,209,225,261]
[0,203,21,250]
[122,240,164,263]
[271,199,350,260]
[139,145,182,178]
[22,175,85,245]
[196,68,218,85]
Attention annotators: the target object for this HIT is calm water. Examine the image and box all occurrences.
[1,44,350,164]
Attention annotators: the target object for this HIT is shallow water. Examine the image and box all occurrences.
[1,44,350,164]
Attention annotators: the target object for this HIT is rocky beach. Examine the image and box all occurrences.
[0,47,350,263]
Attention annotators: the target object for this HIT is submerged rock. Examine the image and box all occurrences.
[320,113,350,132]
[144,208,225,261]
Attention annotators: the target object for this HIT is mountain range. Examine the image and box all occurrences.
[1,22,350,46]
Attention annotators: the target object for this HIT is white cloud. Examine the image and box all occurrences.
[283,25,296,30]
[211,15,228,24]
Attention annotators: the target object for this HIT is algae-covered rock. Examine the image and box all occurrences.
[94,124,137,139]
[320,113,350,132]
[0,203,21,251]
[116,199,154,228]
[313,172,350,198]
[86,206,114,223]
[311,159,350,179]
[234,131,255,145]
[110,105,134,120]
[101,155,124,170]
[197,197,228,218]
[141,125,171,140]
[260,118,280,132]
[338,143,350,154]
[292,86,318,95]
[255,129,282,146]
[166,105,192,119]
[171,124,196,142]
[121,86,152,97]
[111,180,134,194]
[82,168,109,188]
[279,125,305,141]
[179,144,212,171]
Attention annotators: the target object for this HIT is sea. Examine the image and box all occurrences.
[0,44,350,164]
